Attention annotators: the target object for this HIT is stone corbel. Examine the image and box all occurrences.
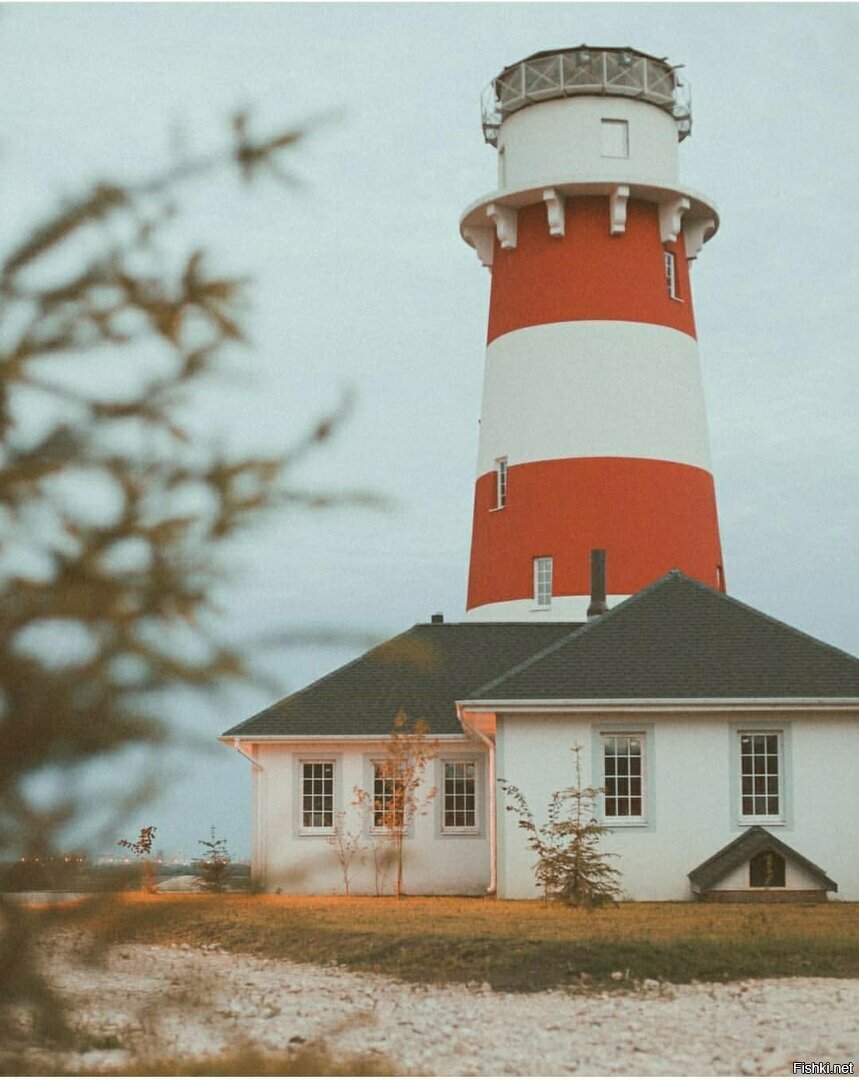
[486,202,518,249]
[609,185,630,236]
[659,196,691,243]
[463,225,495,268]
[543,188,566,237]
[684,217,716,261]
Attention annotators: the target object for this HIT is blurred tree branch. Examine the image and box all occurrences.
[0,111,377,1041]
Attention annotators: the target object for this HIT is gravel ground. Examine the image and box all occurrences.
[11,933,859,1076]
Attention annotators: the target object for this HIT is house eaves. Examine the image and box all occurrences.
[456,697,859,714]
[218,733,471,744]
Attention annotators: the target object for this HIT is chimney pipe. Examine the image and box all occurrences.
[587,549,608,620]
[431,612,444,624]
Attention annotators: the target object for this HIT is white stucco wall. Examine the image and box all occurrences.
[250,739,490,896]
[498,97,679,193]
[495,710,859,901]
[476,321,711,476]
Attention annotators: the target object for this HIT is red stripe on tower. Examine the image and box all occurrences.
[460,46,725,621]
[488,198,696,343]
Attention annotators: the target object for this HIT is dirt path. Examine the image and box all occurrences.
[12,933,859,1075]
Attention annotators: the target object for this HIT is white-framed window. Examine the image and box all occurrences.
[664,250,678,299]
[601,118,629,158]
[300,761,334,831]
[372,761,404,830]
[533,556,553,608]
[602,734,645,822]
[442,760,477,831]
[739,731,783,822]
[495,457,508,509]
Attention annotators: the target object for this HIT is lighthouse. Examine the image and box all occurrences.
[461,47,725,621]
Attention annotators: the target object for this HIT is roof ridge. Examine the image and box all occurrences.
[463,573,680,698]
[223,624,420,735]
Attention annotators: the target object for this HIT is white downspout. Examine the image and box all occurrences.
[233,738,263,770]
[456,706,497,896]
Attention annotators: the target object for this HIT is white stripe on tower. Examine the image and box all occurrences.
[477,321,713,475]
[460,47,725,621]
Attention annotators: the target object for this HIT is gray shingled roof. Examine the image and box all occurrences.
[688,826,837,893]
[223,622,582,738]
[466,572,859,701]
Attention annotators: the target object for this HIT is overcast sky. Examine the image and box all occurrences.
[3,3,857,859]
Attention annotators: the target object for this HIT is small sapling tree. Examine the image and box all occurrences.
[325,811,364,896]
[195,828,232,893]
[353,712,436,898]
[117,825,158,893]
[499,744,621,907]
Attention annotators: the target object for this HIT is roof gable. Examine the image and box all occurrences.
[465,572,859,701]
[688,826,837,892]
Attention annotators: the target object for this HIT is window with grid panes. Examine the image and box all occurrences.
[740,732,782,820]
[301,761,334,830]
[443,761,477,830]
[533,556,553,607]
[603,734,644,820]
[372,762,404,829]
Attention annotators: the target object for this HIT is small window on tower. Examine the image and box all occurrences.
[495,458,507,509]
[601,118,629,158]
[664,250,678,299]
[533,556,553,608]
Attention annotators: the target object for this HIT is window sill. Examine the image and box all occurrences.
[739,817,785,827]
[298,828,334,838]
[602,819,648,828]
[441,827,480,837]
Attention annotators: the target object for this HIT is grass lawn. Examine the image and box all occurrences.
[44,893,859,993]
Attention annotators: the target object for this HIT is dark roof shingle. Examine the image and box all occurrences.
[223,622,582,738]
[225,573,859,739]
[466,572,859,701]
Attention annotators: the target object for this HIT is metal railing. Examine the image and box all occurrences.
[481,47,692,145]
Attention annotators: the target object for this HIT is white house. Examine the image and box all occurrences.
[222,44,859,902]
[221,571,859,901]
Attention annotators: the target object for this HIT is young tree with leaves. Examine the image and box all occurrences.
[353,712,436,898]
[499,743,622,907]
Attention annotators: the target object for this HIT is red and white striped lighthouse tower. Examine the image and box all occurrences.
[461,46,725,621]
